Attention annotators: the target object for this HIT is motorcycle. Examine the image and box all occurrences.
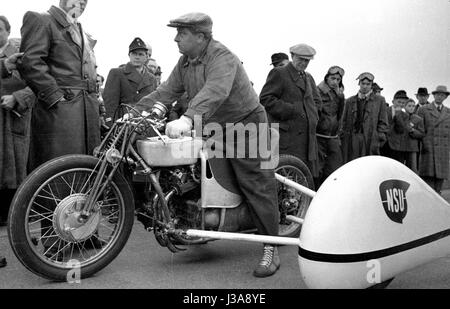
[7,103,314,281]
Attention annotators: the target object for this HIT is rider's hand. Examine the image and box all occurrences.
[165,116,193,139]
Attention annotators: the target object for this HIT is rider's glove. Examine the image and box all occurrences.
[165,116,193,139]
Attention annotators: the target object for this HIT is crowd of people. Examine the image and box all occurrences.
[262,50,450,193]
[0,0,449,279]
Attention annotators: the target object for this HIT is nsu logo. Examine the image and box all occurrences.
[379,180,410,224]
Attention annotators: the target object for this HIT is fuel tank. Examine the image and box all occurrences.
[299,156,450,289]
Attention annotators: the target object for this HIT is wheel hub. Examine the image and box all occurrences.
[53,194,101,242]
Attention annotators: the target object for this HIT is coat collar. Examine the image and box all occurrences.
[48,5,72,29]
[124,63,152,89]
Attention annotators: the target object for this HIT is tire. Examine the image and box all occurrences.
[8,155,135,281]
[275,154,315,238]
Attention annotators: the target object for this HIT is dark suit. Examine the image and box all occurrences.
[260,62,322,177]
[103,63,157,121]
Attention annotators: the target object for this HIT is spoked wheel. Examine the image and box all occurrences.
[8,155,134,281]
[275,155,315,238]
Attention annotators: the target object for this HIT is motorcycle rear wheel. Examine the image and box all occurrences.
[276,154,314,238]
[8,155,135,282]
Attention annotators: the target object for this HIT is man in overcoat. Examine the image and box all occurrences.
[341,72,389,163]
[0,52,24,268]
[260,44,322,178]
[103,38,158,122]
[0,16,35,226]
[18,0,101,172]
[18,0,102,253]
[417,85,450,194]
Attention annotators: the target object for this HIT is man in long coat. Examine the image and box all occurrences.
[0,16,35,226]
[341,72,389,163]
[103,38,158,122]
[260,44,322,178]
[0,52,24,267]
[18,0,101,172]
[417,85,450,194]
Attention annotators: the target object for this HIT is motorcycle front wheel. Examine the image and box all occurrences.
[8,155,135,282]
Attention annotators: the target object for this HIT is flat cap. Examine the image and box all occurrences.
[129,37,148,53]
[167,12,213,34]
[357,72,375,82]
[289,44,316,60]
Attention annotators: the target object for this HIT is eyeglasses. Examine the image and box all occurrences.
[328,66,345,77]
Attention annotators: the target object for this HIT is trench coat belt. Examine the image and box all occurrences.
[58,78,98,94]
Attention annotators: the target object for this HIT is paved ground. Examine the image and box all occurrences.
[1,191,450,289]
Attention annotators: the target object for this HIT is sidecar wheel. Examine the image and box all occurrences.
[276,155,314,238]
[8,155,135,282]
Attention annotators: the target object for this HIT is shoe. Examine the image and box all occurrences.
[253,245,280,278]
[0,256,6,268]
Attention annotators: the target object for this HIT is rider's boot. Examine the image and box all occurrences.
[253,245,280,278]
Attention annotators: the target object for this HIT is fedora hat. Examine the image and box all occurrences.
[416,88,429,96]
[432,85,450,96]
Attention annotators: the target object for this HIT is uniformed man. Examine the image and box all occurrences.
[103,37,158,122]
[135,12,281,278]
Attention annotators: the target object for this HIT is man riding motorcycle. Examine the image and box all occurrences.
[134,12,281,278]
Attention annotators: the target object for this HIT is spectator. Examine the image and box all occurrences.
[341,72,389,163]
[316,66,346,187]
[0,52,25,268]
[0,16,35,226]
[381,90,410,160]
[18,0,102,254]
[260,44,322,179]
[414,87,431,114]
[373,83,384,96]
[417,85,450,195]
[270,53,289,68]
[103,37,158,122]
[135,12,281,278]
[402,98,425,173]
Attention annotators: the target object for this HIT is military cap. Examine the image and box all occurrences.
[271,53,289,66]
[393,90,409,100]
[289,44,316,60]
[129,37,148,53]
[357,72,375,82]
[167,12,213,34]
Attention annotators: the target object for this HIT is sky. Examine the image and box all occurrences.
[3,0,450,105]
